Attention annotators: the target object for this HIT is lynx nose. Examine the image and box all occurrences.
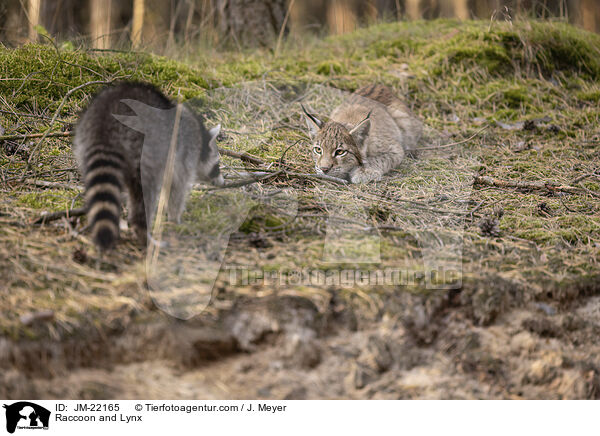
[320,165,333,174]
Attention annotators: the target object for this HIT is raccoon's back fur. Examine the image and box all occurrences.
[73,82,223,250]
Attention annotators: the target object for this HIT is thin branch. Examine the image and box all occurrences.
[572,173,600,184]
[284,172,348,185]
[469,200,486,220]
[277,139,304,167]
[208,171,283,190]
[474,175,600,198]
[26,80,113,168]
[274,0,295,57]
[32,206,86,225]
[22,179,82,190]
[0,131,73,141]
[0,109,69,123]
[416,125,489,150]
[218,147,265,166]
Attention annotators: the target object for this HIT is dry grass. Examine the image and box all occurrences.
[0,19,599,346]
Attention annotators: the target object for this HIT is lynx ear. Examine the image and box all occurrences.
[208,124,221,141]
[301,104,323,138]
[349,111,372,150]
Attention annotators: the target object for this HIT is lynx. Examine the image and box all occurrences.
[73,82,223,250]
[303,84,423,183]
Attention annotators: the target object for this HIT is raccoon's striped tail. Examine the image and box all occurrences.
[83,146,124,250]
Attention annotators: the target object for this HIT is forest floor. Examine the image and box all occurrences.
[1,19,599,399]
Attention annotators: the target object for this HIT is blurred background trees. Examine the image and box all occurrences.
[0,0,598,49]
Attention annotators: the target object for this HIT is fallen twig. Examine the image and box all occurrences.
[23,179,82,191]
[284,172,348,185]
[208,171,283,190]
[469,200,486,220]
[26,80,113,167]
[218,147,265,166]
[32,206,86,225]
[473,175,600,198]
[0,109,69,123]
[572,173,600,184]
[0,131,73,141]
[277,139,304,167]
[209,170,347,190]
[20,309,55,326]
[416,125,489,150]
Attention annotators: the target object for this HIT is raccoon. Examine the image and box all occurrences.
[73,82,224,250]
[303,84,423,183]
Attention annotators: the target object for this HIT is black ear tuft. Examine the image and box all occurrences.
[301,104,323,128]
[302,104,324,139]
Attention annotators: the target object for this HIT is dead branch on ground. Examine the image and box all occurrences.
[474,175,600,198]
[32,206,86,225]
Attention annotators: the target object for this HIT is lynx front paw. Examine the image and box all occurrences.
[349,168,383,184]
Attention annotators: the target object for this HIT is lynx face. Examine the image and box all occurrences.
[303,107,371,180]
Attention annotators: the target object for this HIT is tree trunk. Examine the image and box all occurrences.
[216,0,288,46]
[453,0,469,20]
[580,0,597,32]
[90,0,112,49]
[28,0,41,41]
[132,0,145,48]
[405,0,421,19]
[327,0,357,34]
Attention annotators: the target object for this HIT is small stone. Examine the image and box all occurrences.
[525,351,563,384]
[522,317,560,338]
[284,335,321,369]
[552,370,588,399]
[284,387,307,400]
[366,336,393,373]
[257,386,272,397]
[350,364,377,390]
[534,302,556,316]
[510,331,536,354]
[20,310,54,326]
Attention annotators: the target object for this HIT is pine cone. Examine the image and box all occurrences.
[479,216,501,237]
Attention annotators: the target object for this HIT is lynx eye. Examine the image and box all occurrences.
[334,148,347,157]
[313,146,322,155]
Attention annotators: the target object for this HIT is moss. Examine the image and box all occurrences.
[316,60,345,76]
[16,190,80,210]
[514,229,554,244]
[556,215,600,239]
[502,86,531,108]
[576,90,600,103]
[239,213,287,233]
[0,44,211,114]
[366,38,420,58]
[527,22,600,79]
